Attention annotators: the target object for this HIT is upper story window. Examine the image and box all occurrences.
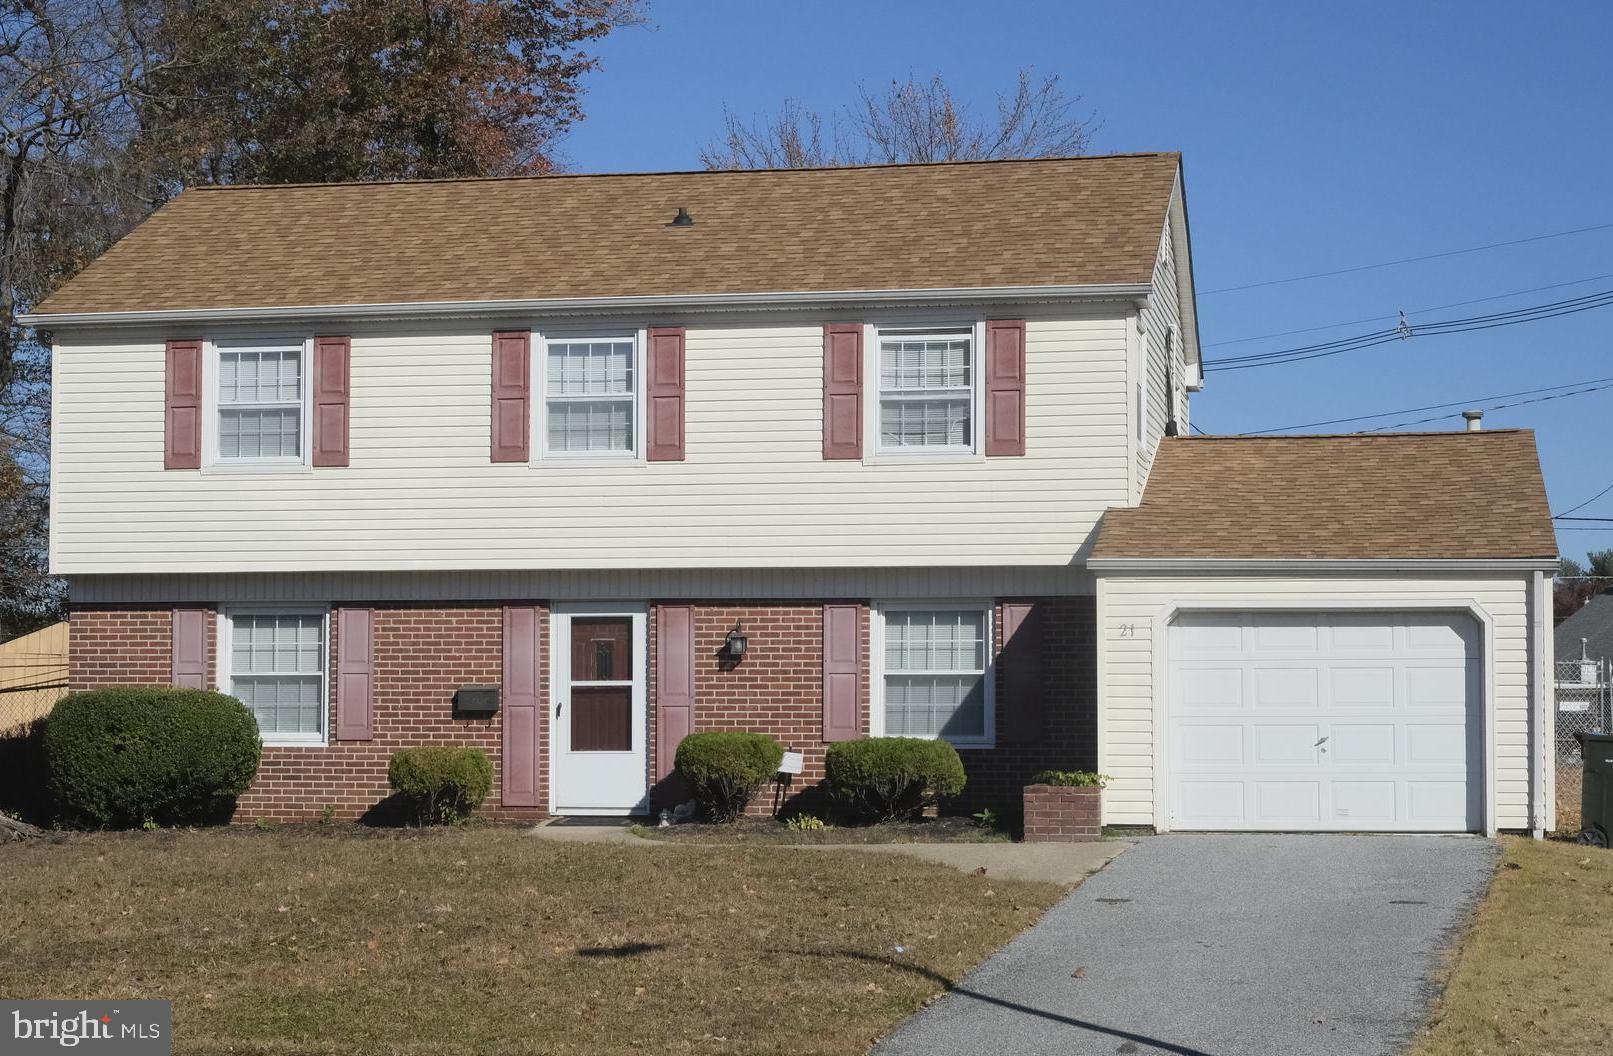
[877,326,977,453]
[215,339,306,462]
[542,334,639,457]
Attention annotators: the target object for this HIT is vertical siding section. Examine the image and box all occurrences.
[1096,572,1537,831]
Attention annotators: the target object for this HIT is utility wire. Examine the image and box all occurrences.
[1205,272,1613,348]
[1241,376,1613,435]
[1361,380,1613,432]
[1204,288,1613,372]
[1557,480,1613,519]
[1201,221,1613,295]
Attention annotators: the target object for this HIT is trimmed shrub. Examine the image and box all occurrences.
[673,731,784,822]
[825,737,966,822]
[44,688,262,828]
[389,746,493,824]
[1030,770,1108,788]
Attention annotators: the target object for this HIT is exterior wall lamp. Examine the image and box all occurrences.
[724,621,748,660]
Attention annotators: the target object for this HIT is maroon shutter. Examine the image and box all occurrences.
[655,605,696,778]
[335,608,374,741]
[502,605,541,806]
[1000,602,1045,742]
[822,604,861,742]
[985,319,1027,456]
[490,330,531,462]
[312,335,351,467]
[822,323,863,459]
[646,327,686,462]
[171,607,209,688]
[164,339,203,469]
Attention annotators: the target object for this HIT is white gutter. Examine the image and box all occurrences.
[1085,557,1561,573]
[18,282,1153,329]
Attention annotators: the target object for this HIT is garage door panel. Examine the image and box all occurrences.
[1169,610,1481,833]
[1329,723,1395,765]
[1253,667,1318,709]
[1252,724,1321,765]
[1329,666,1395,708]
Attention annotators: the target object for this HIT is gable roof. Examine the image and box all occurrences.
[1557,591,1613,664]
[1091,430,1557,562]
[32,152,1182,318]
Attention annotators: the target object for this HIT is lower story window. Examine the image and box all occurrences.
[226,611,327,744]
[881,606,992,745]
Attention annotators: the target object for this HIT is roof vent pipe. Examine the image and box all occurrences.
[667,207,695,228]
[1462,409,1484,432]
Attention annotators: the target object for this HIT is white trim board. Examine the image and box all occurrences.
[1089,558,1560,573]
[22,283,1153,329]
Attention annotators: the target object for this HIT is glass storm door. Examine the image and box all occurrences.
[551,604,648,814]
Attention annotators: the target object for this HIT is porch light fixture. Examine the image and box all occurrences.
[724,621,748,659]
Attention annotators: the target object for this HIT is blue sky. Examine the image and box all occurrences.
[560,1,1613,562]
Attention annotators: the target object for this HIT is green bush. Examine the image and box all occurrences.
[1030,770,1108,788]
[825,737,967,822]
[673,731,784,822]
[44,688,262,828]
[388,746,493,824]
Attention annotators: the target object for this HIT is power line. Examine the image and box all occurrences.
[1241,375,1613,435]
[1201,221,1613,296]
[1558,480,1613,519]
[1204,287,1613,372]
[1205,272,1613,348]
[1556,517,1613,523]
[1361,380,1613,432]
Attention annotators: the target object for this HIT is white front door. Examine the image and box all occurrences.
[551,603,649,815]
[1167,610,1483,832]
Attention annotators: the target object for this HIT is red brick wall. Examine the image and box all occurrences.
[68,603,549,823]
[69,593,1097,824]
[1023,784,1101,842]
[648,602,871,815]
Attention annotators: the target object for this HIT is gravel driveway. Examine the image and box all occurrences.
[874,834,1498,1056]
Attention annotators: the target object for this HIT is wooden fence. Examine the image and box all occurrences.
[0,621,68,733]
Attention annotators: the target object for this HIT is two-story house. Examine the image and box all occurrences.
[29,153,1560,834]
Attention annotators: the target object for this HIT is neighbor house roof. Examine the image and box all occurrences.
[1556,591,1613,664]
[1090,430,1557,561]
[32,152,1182,317]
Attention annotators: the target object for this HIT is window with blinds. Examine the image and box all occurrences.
[227,612,326,742]
[877,327,976,452]
[544,337,637,455]
[217,344,304,460]
[882,607,992,745]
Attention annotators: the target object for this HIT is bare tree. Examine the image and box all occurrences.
[701,68,1096,170]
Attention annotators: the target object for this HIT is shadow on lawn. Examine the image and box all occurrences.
[575,942,667,959]
[795,949,1214,1056]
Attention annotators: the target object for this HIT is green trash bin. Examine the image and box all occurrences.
[1576,731,1613,847]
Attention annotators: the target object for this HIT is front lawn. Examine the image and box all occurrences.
[1411,835,1613,1055]
[0,827,1059,1055]
[630,815,1010,845]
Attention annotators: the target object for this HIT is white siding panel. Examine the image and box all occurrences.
[1137,205,1184,487]
[51,309,1130,573]
[1097,572,1541,832]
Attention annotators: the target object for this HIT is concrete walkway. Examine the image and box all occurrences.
[874,834,1498,1056]
[529,819,1130,885]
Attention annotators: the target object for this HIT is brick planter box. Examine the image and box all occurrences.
[1023,784,1101,843]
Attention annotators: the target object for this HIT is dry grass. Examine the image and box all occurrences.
[631,816,1010,845]
[0,826,1059,1056]
[1411,836,1613,1056]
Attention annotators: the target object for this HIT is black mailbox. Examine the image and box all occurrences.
[454,685,500,717]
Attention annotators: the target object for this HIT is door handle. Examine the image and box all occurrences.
[1314,736,1329,747]
[555,700,563,718]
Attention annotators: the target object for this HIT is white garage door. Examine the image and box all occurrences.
[1168,611,1482,832]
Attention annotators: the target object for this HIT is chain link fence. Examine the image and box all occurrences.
[1556,656,1610,833]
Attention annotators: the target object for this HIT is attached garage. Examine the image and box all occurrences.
[1167,610,1482,832]
[1090,431,1559,836]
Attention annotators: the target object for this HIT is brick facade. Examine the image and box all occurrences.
[68,593,1097,824]
[1022,784,1102,842]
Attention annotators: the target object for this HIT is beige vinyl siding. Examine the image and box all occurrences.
[1097,571,1540,832]
[51,307,1130,574]
[1136,198,1185,486]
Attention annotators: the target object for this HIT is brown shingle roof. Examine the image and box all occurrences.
[1091,431,1557,561]
[34,152,1181,316]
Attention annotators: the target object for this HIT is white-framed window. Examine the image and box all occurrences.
[539,331,642,458]
[872,603,995,748]
[219,608,329,746]
[211,338,309,464]
[875,324,980,454]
